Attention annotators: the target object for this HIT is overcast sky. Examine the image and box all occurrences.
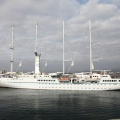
[0,0,120,73]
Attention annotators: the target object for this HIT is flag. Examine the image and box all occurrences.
[92,62,94,70]
[45,62,47,66]
[71,60,74,66]
[19,62,22,67]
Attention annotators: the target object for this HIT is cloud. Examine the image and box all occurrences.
[80,0,118,20]
[0,0,120,72]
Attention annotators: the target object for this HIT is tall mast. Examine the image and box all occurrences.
[10,25,14,72]
[63,21,65,75]
[89,20,93,74]
[34,22,40,74]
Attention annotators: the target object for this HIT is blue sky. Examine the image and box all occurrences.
[76,0,88,4]
[0,0,120,73]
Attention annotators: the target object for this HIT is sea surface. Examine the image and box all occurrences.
[0,88,120,120]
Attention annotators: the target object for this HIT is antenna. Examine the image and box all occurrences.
[34,22,41,74]
[10,25,14,73]
[63,21,65,75]
[89,20,94,74]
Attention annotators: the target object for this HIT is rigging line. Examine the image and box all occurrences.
[39,21,60,72]
[64,45,72,58]
[67,23,88,73]
[41,44,56,72]
[64,22,72,48]
[90,22,103,62]
[42,24,59,72]
[64,26,74,60]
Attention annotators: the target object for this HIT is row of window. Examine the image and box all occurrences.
[36,83,116,86]
[103,80,120,82]
[20,75,50,77]
[38,76,50,77]
[37,80,56,82]
[38,87,111,90]
[92,76,99,77]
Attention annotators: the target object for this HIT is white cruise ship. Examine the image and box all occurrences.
[0,22,120,91]
[0,46,120,91]
[0,71,120,90]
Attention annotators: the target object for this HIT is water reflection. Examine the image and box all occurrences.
[0,88,120,120]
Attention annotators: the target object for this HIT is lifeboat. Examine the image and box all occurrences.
[59,77,70,81]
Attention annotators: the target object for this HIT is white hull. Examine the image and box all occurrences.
[0,79,120,91]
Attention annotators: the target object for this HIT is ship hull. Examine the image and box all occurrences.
[0,79,120,91]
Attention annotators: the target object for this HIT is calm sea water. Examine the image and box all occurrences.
[0,88,120,120]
